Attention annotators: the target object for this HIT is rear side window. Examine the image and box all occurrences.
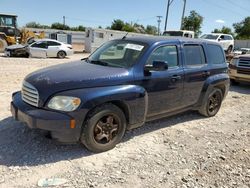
[31,41,47,49]
[47,41,61,46]
[207,44,225,64]
[184,45,206,66]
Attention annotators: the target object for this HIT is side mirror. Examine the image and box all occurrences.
[145,61,168,72]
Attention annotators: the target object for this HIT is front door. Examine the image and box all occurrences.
[139,45,184,117]
[29,41,47,58]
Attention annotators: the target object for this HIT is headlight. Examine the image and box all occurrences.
[231,58,239,66]
[48,96,81,112]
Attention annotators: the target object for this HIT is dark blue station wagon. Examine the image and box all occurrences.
[11,36,230,152]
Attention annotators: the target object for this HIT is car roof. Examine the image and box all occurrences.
[123,36,219,46]
[35,39,62,43]
[203,33,233,36]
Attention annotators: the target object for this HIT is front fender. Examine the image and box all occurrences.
[51,85,148,128]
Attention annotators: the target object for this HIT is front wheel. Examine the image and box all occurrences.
[81,104,126,153]
[227,46,233,54]
[199,88,223,117]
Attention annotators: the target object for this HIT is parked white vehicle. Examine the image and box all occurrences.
[163,30,195,38]
[28,39,74,58]
[200,33,234,53]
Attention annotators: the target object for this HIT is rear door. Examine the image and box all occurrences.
[182,44,209,107]
[46,41,61,57]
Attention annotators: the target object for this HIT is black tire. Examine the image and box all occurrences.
[227,46,233,54]
[57,51,66,59]
[199,88,223,117]
[0,38,7,52]
[80,104,126,153]
[230,79,239,85]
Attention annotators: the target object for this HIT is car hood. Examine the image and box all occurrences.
[24,60,132,103]
[6,44,26,50]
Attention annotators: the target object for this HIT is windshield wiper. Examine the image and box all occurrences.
[89,60,109,66]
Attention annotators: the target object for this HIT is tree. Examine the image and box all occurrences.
[182,10,203,37]
[122,23,135,32]
[233,17,250,39]
[25,22,50,29]
[51,22,70,30]
[111,19,125,31]
[212,26,234,36]
[145,25,158,35]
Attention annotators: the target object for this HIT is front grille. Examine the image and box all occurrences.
[21,81,39,107]
[237,68,250,75]
[238,59,250,68]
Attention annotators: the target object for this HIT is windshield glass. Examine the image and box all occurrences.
[200,34,219,40]
[0,15,15,27]
[87,40,146,68]
[163,31,183,36]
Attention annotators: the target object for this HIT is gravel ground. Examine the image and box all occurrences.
[0,54,249,188]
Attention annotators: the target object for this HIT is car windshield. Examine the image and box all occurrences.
[200,34,219,40]
[87,40,146,68]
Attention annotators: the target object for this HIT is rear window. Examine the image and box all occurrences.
[207,44,225,64]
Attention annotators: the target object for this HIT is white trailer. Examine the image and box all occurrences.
[85,28,151,53]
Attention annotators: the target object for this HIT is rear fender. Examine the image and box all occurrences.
[197,73,230,108]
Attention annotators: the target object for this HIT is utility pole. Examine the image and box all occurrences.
[157,16,163,35]
[164,0,174,31]
[180,0,186,30]
[63,16,66,26]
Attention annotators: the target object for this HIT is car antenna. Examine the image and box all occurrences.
[122,32,129,39]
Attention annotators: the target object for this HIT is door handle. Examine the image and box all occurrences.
[171,75,182,82]
[202,71,210,77]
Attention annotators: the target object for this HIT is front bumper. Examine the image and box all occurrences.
[11,92,81,143]
[229,68,250,83]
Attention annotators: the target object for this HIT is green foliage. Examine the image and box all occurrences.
[212,26,234,36]
[122,23,135,32]
[70,25,86,31]
[182,10,203,37]
[110,19,158,35]
[145,25,158,35]
[25,22,50,29]
[111,19,125,31]
[233,17,250,39]
[25,21,85,31]
[51,22,70,30]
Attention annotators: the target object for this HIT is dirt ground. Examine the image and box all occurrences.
[0,54,249,188]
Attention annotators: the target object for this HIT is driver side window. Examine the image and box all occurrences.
[146,45,178,67]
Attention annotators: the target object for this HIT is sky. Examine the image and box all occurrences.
[0,0,249,34]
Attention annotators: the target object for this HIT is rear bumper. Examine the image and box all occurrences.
[66,49,74,56]
[11,92,81,143]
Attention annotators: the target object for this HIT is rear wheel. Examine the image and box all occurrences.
[57,51,66,59]
[81,104,126,153]
[199,88,223,117]
[0,38,7,52]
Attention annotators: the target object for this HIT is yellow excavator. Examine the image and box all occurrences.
[0,13,45,52]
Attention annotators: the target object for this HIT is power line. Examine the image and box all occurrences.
[200,0,245,17]
[227,0,249,13]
